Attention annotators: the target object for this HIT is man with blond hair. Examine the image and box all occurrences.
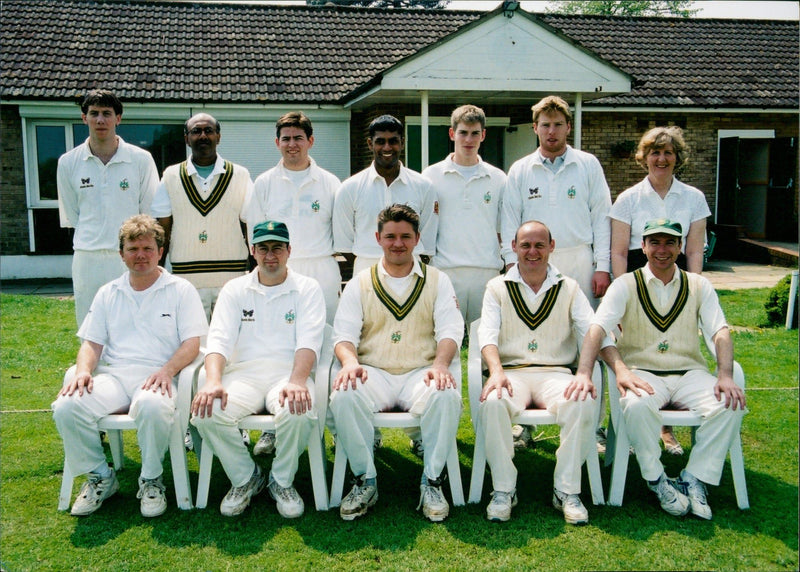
[53,215,207,518]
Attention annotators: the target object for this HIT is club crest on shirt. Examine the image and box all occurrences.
[657,340,669,353]
[528,339,538,352]
[391,331,402,343]
[483,191,492,204]
[528,187,540,199]
[242,309,255,322]
[567,185,576,199]
[285,310,295,324]
[119,178,130,191]
[311,200,320,213]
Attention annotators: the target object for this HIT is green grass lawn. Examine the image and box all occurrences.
[1,290,797,571]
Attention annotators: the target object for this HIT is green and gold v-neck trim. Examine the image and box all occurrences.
[505,279,562,330]
[179,160,234,216]
[370,263,427,321]
[633,268,689,332]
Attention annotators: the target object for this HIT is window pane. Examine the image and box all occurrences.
[35,125,66,201]
[72,123,186,176]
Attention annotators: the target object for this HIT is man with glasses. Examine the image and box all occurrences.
[57,89,159,326]
[152,113,253,320]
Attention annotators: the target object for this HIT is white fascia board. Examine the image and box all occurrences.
[582,106,799,114]
[382,15,630,94]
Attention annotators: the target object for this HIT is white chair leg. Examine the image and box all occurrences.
[446,439,465,506]
[607,418,631,506]
[107,429,124,470]
[586,450,605,505]
[728,432,750,510]
[604,418,617,468]
[58,461,74,511]
[168,421,193,510]
[329,438,348,508]
[307,432,329,511]
[468,421,487,504]
[195,439,215,509]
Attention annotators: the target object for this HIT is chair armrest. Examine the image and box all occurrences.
[176,351,205,434]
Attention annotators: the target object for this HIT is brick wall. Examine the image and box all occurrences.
[1,105,30,254]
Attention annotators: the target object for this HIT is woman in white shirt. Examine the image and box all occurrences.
[609,126,711,456]
[610,126,710,278]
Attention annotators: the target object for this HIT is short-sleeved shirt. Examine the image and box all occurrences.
[246,157,340,258]
[57,137,158,251]
[423,154,506,270]
[205,268,326,364]
[610,176,711,252]
[78,269,208,367]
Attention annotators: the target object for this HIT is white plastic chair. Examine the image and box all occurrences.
[192,325,333,511]
[467,319,606,506]
[328,359,465,508]
[604,333,749,509]
[58,354,204,511]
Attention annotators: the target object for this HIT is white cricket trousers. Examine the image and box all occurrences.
[550,244,598,309]
[437,266,500,326]
[52,364,176,480]
[620,369,746,484]
[288,256,342,325]
[479,368,598,494]
[329,365,461,481]
[190,359,316,488]
[72,249,126,326]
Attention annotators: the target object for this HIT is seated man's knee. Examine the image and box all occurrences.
[130,390,174,422]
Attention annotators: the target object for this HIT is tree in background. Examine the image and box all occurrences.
[545,1,698,17]
[307,0,450,8]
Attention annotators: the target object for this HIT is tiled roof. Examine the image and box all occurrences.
[538,13,799,108]
[1,0,797,109]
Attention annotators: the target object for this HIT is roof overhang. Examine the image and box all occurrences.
[344,8,631,109]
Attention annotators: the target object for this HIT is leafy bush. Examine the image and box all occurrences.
[765,273,799,327]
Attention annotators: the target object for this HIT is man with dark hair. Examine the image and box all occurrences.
[52,215,207,518]
[190,220,326,518]
[329,204,463,522]
[57,89,159,326]
[333,114,437,275]
[574,218,746,520]
[246,111,342,456]
[151,113,253,320]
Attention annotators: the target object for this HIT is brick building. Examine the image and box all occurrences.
[1,0,797,278]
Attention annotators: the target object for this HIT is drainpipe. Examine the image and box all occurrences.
[421,90,429,169]
[787,269,798,329]
[573,93,582,150]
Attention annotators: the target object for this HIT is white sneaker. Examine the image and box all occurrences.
[679,470,712,520]
[254,431,276,456]
[486,489,518,522]
[241,429,251,446]
[512,425,534,449]
[71,469,119,516]
[268,477,304,519]
[647,473,690,517]
[417,477,449,522]
[184,429,193,451]
[137,476,167,518]
[220,465,266,517]
[340,476,378,521]
[410,439,424,459]
[552,488,589,525]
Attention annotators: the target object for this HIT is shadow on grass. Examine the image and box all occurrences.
[61,428,796,558]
